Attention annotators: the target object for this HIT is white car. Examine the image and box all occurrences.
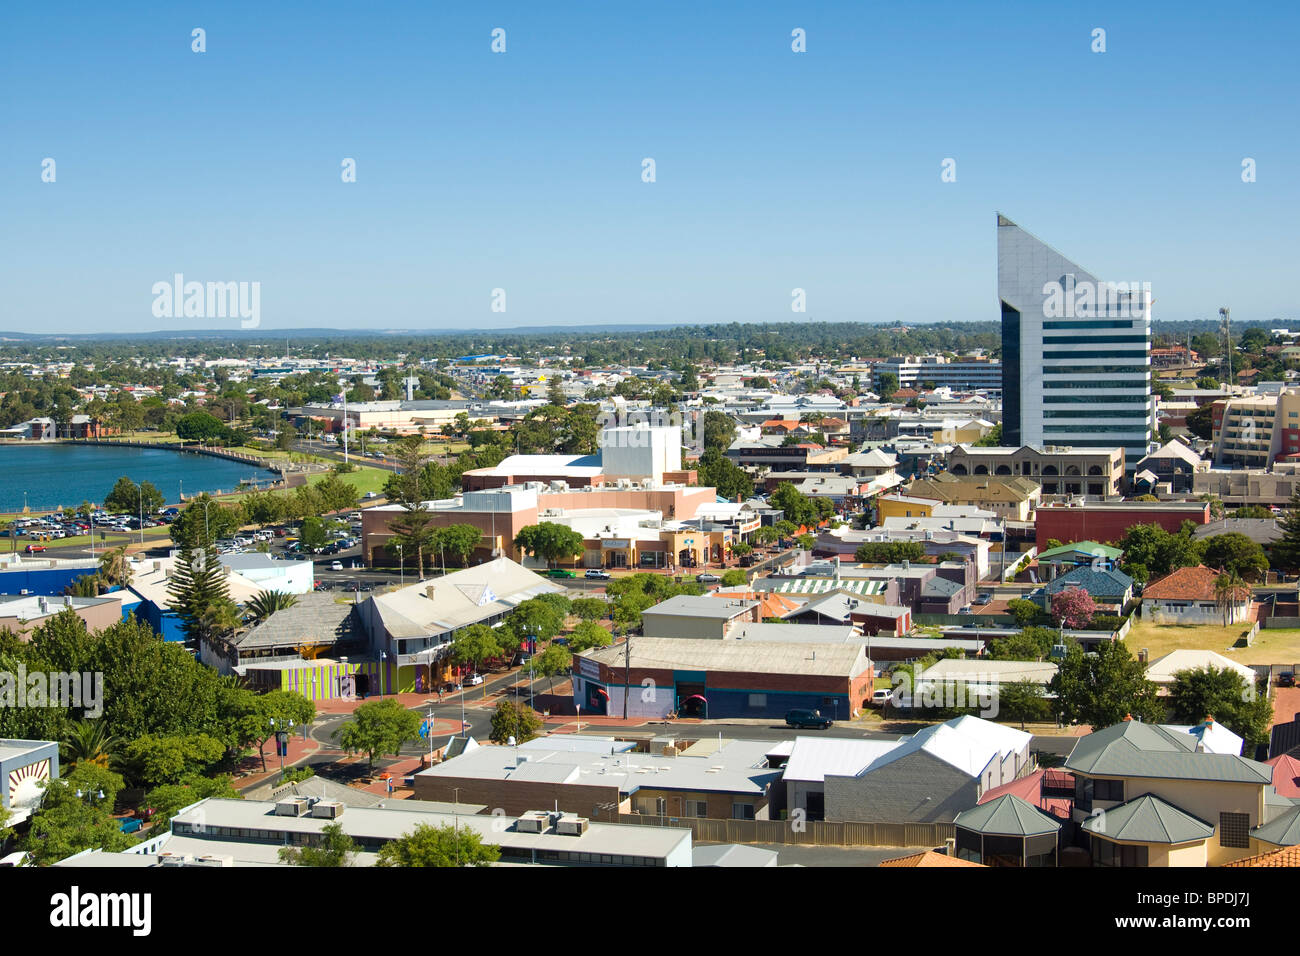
[465,674,484,686]
[330,561,343,571]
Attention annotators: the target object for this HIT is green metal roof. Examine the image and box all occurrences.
[1251,805,1300,847]
[954,794,1061,837]
[1081,793,1215,845]
[1065,721,1274,784]
[1037,541,1122,561]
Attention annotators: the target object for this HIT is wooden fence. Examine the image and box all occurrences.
[594,810,953,848]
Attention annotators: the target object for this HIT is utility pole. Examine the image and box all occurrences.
[623,633,631,720]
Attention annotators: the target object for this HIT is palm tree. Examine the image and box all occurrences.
[1215,571,1250,626]
[245,589,298,624]
[99,546,133,589]
[63,720,120,770]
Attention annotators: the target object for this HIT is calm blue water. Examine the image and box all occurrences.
[0,445,275,511]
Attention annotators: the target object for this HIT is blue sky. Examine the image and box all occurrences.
[1,1,1296,333]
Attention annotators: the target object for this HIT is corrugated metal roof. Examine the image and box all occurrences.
[1065,721,1273,784]
[954,794,1061,836]
[1080,793,1215,845]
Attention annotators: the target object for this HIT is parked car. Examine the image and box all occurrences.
[363,491,379,499]
[465,673,484,686]
[977,592,993,605]
[785,709,833,730]
[696,572,721,584]
[1280,671,1296,688]
[869,689,895,708]
[957,605,974,615]
[545,569,575,578]
[584,569,612,580]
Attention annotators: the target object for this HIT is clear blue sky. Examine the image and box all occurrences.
[2,1,1296,334]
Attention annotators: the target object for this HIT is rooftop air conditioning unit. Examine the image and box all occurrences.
[275,797,311,817]
[555,814,589,836]
[515,811,550,833]
[191,854,234,868]
[158,853,195,866]
[310,801,345,819]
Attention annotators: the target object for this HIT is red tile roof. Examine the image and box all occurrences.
[879,850,985,868]
[1141,565,1226,602]
[1223,845,1300,867]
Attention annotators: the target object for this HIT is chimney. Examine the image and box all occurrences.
[425,585,436,601]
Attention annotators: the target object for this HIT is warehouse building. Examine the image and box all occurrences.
[572,637,872,720]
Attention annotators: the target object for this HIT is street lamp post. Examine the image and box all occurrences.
[379,650,388,698]
[396,543,404,587]
[268,717,295,777]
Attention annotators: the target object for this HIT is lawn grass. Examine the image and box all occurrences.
[1125,619,1300,666]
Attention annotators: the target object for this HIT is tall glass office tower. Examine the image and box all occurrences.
[998,215,1156,471]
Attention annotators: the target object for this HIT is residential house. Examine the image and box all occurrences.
[1140,565,1251,625]
[1065,720,1277,866]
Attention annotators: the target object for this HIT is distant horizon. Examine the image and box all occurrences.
[0,314,1262,346]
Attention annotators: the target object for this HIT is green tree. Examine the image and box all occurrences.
[855,541,925,564]
[24,767,135,865]
[1271,490,1300,574]
[567,621,614,653]
[1049,640,1162,728]
[570,597,608,622]
[62,720,121,771]
[375,822,501,867]
[513,522,585,568]
[876,373,898,401]
[104,476,165,515]
[1201,533,1268,581]
[245,589,298,624]
[176,410,232,443]
[990,626,1057,661]
[1167,666,1273,752]
[451,624,503,693]
[144,775,240,831]
[298,516,331,553]
[435,523,482,568]
[533,643,573,694]
[334,699,422,773]
[249,691,316,772]
[279,821,358,867]
[169,494,244,549]
[696,451,754,500]
[123,733,226,788]
[721,569,748,586]
[1006,599,1048,627]
[1184,403,1215,441]
[167,542,240,645]
[98,546,133,589]
[997,679,1051,730]
[489,699,543,744]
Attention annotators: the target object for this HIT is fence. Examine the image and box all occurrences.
[594,810,953,848]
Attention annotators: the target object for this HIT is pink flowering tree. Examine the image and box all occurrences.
[1051,587,1098,629]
